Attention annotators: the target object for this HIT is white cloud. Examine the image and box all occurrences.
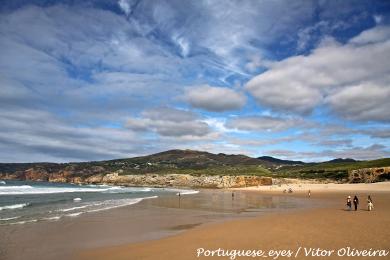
[184,85,246,112]
[226,116,304,132]
[349,25,390,45]
[266,144,389,162]
[326,83,390,122]
[126,107,212,137]
[0,108,145,162]
[118,0,132,16]
[245,25,390,120]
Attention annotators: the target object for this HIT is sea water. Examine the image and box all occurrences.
[0,180,197,225]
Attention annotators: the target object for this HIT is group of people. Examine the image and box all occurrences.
[346,195,374,211]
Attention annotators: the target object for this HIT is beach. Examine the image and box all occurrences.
[78,182,390,260]
[0,182,389,260]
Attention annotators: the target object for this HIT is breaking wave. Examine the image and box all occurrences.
[0,203,29,211]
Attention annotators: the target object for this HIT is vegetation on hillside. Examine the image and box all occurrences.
[0,150,389,181]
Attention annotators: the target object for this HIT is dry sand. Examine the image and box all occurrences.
[237,181,390,193]
[79,183,390,260]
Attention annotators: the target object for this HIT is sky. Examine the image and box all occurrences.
[0,0,389,163]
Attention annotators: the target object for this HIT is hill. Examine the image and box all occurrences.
[325,158,358,163]
[257,156,304,165]
[0,149,389,181]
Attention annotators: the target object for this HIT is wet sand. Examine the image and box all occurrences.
[0,190,314,260]
[78,185,390,260]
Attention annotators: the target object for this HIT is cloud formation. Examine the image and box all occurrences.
[184,85,246,112]
[0,1,389,162]
[126,107,212,137]
[225,116,304,132]
[246,26,390,121]
[267,144,389,162]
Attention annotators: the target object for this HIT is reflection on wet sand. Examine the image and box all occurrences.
[144,190,314,214]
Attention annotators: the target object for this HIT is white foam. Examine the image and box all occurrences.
[0,216,21,221]
[103,186,152,193]
[0,185,110,195]
[86,196,157,213]
[180,190,199,195]
[9,219,37,225]
[167,188,199,195]
[62,196,158,218]
[0,180,6,185]
[73,198,82,201]
[66,212,83,217]
[58,205,89,212]
[0,184,156,195]
[0,203,29,211]
[42,216,61,221]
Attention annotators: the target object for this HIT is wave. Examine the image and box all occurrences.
[1,195,159,225]
[166,188,199,195]
[64,196,158,218]
[58,205,89,212]
[0,216,21,221]
[0,203,29,211]
[0,180,6,185]
[0,185,108,195]
[178,190,199,195]
[9,219,38,225]
[42,216,61,221]
[66,212,83,217]
[103,187,152,193]
[0,184,154,195]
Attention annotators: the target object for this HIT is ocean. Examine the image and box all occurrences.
[0,180,198,225]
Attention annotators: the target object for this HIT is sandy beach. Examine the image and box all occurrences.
[1,183,389,260]
[78,182,390,260]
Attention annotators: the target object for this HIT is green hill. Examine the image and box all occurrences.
[0,149,389,181]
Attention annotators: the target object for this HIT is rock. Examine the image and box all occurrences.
[349,167,390,183]
[24,168,49,181]
[0,167,282,188]
[100,173,272,188]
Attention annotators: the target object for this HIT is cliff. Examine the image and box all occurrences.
[349,167,390,183]
[0,168,272,188]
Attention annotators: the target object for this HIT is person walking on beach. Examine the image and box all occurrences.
[353,195,359,211]
[367,195,374,211]
[346,196,352,211]
[308,190,311,198]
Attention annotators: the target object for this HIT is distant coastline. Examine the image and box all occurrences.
[1,150,389,188]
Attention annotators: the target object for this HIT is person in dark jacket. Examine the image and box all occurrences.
[353,195,359,211]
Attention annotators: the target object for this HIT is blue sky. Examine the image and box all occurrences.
[0,0,389,162]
